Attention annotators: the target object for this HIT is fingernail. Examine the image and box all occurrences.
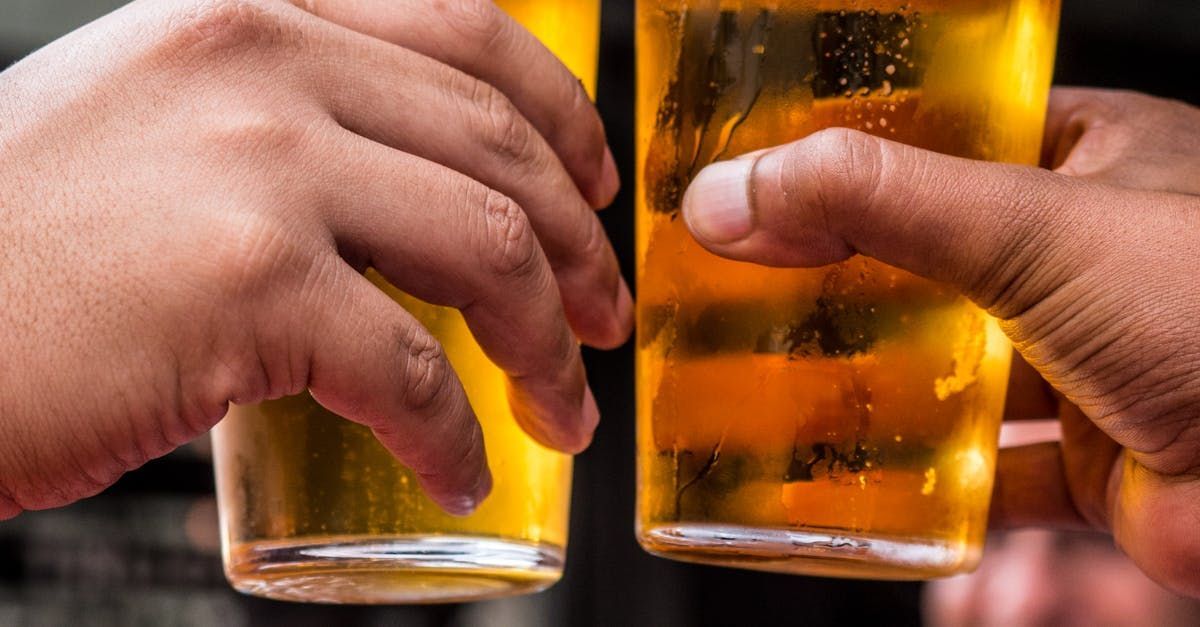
[683,159,755,244]
[447,468,493,517]
[615,278,634,338]
[473,467,493,507]
[593,146,620,208]
[582,385,600,437]
[445,495,479,517]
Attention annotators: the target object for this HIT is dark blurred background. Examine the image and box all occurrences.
[2,0,1198,625]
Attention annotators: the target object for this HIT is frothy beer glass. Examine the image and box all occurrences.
[212,1,600,604]
[636,0,1060,578]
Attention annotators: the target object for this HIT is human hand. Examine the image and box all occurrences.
[0,0,631,518]
[681,88,1200,596]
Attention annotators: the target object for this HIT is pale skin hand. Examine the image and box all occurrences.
[682,88,1200,597]
[0,0,634,519]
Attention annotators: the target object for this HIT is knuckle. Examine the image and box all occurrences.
[202,108,318,159]
[213,211,313,295]
[435,0,507,51]
[469,81,535,165]
[478,190,541,283]
[164,0,288,60]
[576,218,610,268]
[399,328,453,415]
[791,128,887,221]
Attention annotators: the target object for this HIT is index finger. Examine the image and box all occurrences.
[298,0,618,207]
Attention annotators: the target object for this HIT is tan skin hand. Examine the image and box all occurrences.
[0,0,633,519]
[682,88,1200,597]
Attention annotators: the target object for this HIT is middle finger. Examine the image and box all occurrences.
[316,128,599,453]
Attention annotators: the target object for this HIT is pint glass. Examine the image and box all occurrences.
[212,1,600,604]
[636,0,1060,579]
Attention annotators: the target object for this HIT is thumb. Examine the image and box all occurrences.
[681,128,1106,318]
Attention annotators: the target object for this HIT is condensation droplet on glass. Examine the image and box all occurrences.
[885,64,896,75]
[921,468,937,496]
[879,118,888,128]
[880,80,893,96]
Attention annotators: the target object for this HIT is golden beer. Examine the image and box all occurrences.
[636,0,1059,579]
[212,0,600,604]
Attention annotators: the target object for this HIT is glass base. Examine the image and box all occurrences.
[639,523,976,580]
[223,535,564,604]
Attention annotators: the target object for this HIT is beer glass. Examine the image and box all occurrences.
[636,0,1060,579]
[212,0,600,604]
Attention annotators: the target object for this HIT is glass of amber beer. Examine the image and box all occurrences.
[636,0,1060,579]
[211,1,600,604]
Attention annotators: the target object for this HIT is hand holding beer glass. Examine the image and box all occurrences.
[213,0,612,604]
[636,0,1061,578]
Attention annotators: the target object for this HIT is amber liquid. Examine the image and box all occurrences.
[636,0,1059,579]
[212,0,600,604]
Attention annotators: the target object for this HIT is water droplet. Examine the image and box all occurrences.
[921,468,937,496]
[885,64,896,75]
[879,118,888,127]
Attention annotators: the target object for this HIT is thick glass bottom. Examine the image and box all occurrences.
[223,535,564,604]
[638,523,977,580]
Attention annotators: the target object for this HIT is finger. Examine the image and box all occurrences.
[990,442,1088,531]
[1057,401,1123,530]
[1042,87,1200,195]
[308,26,630,348]
[296,0,618,207]
[989,402,1122,532]
[681,128,1112,319]
[1041,87,1098,169]
[1111,457,1200,598]
[305,264,491,515]
[318,132,599,453]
